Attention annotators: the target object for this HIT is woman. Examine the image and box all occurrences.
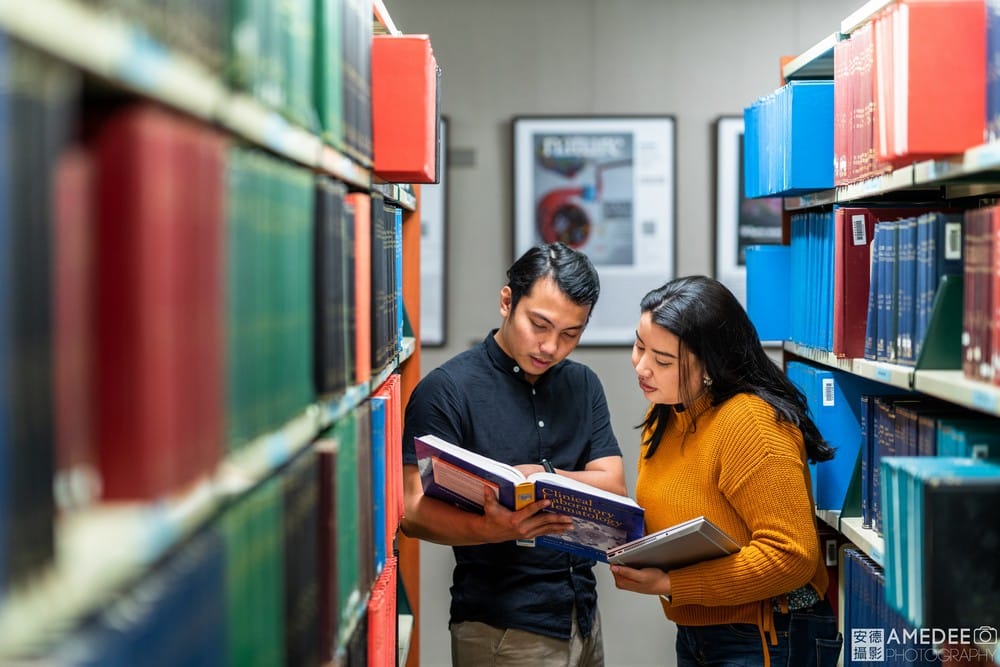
[610,276,843,667]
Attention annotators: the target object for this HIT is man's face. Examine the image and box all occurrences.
[495,276,591,383]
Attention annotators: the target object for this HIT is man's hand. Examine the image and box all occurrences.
[478,486,574,543]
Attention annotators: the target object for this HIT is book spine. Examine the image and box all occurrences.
[514,480,535,547]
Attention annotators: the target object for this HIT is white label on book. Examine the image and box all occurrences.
[851,214,867,245]
[945,222,962,260]
[821,378,835,407]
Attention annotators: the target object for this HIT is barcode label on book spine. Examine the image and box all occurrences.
[851,214,867,246]
[821,378,835,406]
[945,222,962,260]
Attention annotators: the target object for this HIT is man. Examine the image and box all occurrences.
[401,242,625,666]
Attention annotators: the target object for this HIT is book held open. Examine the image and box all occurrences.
[414,434,644,561]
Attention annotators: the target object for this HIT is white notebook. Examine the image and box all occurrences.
[605,515,739,569]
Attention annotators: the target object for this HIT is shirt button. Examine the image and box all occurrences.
[513,365,520,373]
[538,420,544,428]
[531,388,536,395]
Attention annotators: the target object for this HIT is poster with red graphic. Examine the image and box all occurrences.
[514,116,675,345]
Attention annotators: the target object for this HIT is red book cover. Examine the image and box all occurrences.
[889,0,986,163]
[94,105,185,500]
[190,125,227,486]
[366,555,398,667]
[834,208,876,358]
[963,208,992,381]
[371,34,439,183]
[993,209,1000,385]
[173,121,201,491]
[388,373,403,535]
[53,144,98,508]
[348,192,371,385]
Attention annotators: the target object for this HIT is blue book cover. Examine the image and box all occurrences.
[936,418,1000,459]
[989,0,1000,141]
[745,244,791,342]
[864,224,881,360]
[789,214,808,345]
[394,206,403,351]
[53,529,227,665]
[786,362,861,512]
[914,213,931,360]
[860,395,873,528]
[876,221,899,362]
[788,81,834,194]
[743,103,761,197]
[369,397,388,574]
[896,217,917,365]
[414,434,644,561]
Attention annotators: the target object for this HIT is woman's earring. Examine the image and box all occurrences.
[703,376,713,387]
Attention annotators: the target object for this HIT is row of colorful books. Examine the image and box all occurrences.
[747,0,992,193]
[32,390,403,664]
[0,93,409,606]
[80,0,371,160]
[834,0,986,186]
[843,547,940,667]
[880,457,1000,632]
[769,206,961,362]
[862,212,964,366]
[860,394,1000,538]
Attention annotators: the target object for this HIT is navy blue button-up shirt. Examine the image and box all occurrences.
[403,331,621,639]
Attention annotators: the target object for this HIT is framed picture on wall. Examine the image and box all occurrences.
[713,115,783,307]
[512,115,676,345]
[420,116,448,347]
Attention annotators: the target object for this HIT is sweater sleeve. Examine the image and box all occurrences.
[668,403,820,608]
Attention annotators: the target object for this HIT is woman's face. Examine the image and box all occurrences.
[631,311,705,405]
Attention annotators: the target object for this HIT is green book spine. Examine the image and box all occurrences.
[334,410,359,646]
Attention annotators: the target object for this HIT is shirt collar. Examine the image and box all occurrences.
[482,329,561,384]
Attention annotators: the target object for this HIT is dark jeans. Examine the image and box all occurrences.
[675,599,843,667]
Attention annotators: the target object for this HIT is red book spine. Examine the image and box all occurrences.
[993,208,1000,385]
[95,106,184,500]
[348,192,371,385]
[191,125,227,486]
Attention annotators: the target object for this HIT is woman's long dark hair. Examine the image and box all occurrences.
[638,275,833,463]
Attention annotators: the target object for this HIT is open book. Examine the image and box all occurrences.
[605,515,739,569]
[414,434,644,562]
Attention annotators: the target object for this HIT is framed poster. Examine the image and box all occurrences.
[513,115,676,345]
[713,115,783,307]
[420,116,448,347]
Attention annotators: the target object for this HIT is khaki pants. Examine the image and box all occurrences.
[450,607,604,667]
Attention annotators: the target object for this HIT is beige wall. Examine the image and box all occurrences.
[388,1,860,664]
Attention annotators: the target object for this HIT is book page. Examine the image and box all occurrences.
[417,433,526,482]
[429,456,501,505]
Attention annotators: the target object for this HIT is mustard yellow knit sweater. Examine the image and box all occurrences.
[635,391,828,636]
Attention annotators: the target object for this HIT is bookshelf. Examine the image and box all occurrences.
[0,0,431,664]
[747,2,1000,664]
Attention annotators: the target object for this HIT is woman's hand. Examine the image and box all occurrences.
[610,564,672,597]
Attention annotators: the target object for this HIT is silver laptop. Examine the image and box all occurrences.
[606,516,739,569]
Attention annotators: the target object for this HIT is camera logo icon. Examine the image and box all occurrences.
[973,626,998,644]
